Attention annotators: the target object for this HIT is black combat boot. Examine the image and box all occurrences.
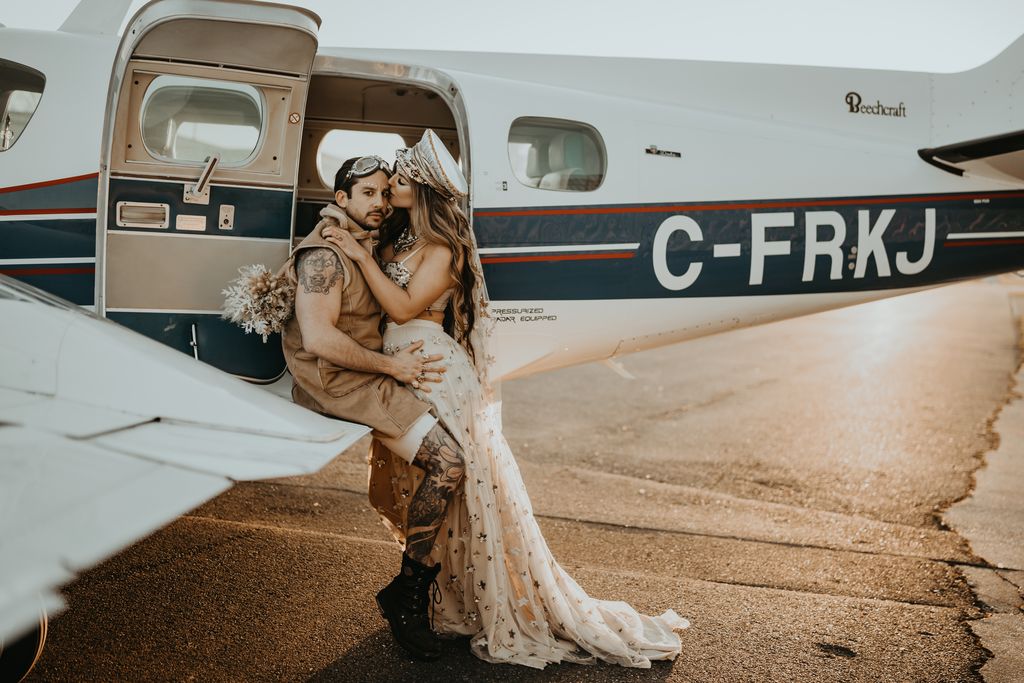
[375,554,443,661]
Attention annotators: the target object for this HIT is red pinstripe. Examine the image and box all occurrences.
[475,191,1024,218]
[0,172,99,195]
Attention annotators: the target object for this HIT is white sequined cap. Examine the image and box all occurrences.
[395,129,468,199]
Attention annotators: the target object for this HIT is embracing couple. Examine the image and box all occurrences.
[282,130,687,669]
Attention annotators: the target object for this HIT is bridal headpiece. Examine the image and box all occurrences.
[395,129,468,200]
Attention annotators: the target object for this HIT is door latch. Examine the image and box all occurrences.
[184,154,220,205]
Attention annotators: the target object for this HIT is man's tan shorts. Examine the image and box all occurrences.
[378,412,437,463]
[292,375,433,462]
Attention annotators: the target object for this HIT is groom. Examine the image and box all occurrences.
[282,155,465,661]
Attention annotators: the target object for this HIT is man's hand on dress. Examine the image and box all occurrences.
[389,339,446,393]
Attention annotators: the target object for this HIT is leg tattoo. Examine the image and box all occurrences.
[405,425,466,563]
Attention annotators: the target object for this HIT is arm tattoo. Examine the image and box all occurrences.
[297,248,344,295]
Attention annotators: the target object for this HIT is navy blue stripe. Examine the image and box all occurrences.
[107,311,284,380]
[475,188,1024,215]
[471,189,1024,248]
[0,176,98,212]
[108,178,293,240]
[474,213,638,249]
[0,218,96,259]
[2,270,94,305]
[295,200,325,239]
[477,196,1024,300]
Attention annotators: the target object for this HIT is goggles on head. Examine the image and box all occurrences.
[343,155,393,183]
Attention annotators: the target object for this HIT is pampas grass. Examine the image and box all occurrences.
[221,264,295,342]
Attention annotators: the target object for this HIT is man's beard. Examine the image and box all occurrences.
[349,209,383,231]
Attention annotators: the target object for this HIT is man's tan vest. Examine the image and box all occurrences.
[282,223,384,400]
[282,207,429,441]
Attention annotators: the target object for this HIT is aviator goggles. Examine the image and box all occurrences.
[343,155,393,183]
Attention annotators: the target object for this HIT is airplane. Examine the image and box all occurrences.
[1,0,1022,678]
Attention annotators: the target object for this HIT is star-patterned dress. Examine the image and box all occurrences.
[368,266,688,669]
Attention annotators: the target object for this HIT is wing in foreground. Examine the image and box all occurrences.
[0,275,369,651]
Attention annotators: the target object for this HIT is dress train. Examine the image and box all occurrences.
[369,319,688,669]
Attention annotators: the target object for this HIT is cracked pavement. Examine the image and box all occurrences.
[26,277,1024,682]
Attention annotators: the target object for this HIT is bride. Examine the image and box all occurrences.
[322,130,688,669]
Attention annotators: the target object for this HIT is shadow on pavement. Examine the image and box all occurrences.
[309,627,676,683]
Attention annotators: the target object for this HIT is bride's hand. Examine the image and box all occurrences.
[323,221,376,242]
[322,225,368,262]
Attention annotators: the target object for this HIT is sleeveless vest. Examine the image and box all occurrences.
[281,209,429,435]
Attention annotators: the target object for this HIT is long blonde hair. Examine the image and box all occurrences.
[405,182,481,356]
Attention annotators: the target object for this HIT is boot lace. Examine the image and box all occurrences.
[428,578,442,630]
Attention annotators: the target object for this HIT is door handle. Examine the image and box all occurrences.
[189,322,200,360]
[183,154,220,205]
[115,201,170,229]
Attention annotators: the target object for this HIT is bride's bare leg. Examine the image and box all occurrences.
[406,424,466,563]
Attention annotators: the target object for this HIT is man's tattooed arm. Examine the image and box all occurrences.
[297,248,344,294]
[293,247,438,380]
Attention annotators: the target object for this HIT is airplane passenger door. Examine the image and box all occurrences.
[98,0,320,381]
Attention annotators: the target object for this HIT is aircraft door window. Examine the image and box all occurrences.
[0,59,45,152]
[316,129,407,187]
[507,117,606,192]
[140,75,264,165]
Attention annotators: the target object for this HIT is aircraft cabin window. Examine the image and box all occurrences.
[140,76,265,165]
[508,117,606,191]
[317,130,407,187]
[0,59,45,152]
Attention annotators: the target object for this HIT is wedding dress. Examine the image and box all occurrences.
[368,313,688,669]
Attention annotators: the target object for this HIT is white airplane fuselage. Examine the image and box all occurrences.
[2,10,1023,383]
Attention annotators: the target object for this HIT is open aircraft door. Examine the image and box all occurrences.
[97,0,319,381]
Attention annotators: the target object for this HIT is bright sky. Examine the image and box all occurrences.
[3,0,1023,73]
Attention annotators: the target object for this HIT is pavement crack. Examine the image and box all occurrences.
[535,461,963,539]
[573,562,963,611]
[939,311,1024,537]
[237,480,1023,571]
[940,298,1024,683]
[182,514,396,548]
[814,642,858,659]
[993,570,1024,605]
[188,509,966,611]
[645,377,778,421]
[536,511,1014,570]
[967,614,995,682]
[672,575,955,609]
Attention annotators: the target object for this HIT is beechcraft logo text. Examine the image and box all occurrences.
[845,91,907,117]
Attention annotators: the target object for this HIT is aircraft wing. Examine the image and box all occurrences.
[919,130,1024,186]
[0,276,369,643]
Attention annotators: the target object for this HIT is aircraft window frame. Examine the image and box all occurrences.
[0,59,46,153]
[139,75,267,167]
[507,117,606,192]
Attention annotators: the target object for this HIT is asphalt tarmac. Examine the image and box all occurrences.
[25,277,1024,682]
